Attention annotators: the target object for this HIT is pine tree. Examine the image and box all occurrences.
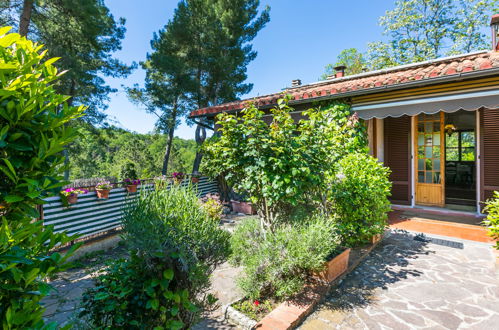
[1,0,134,124]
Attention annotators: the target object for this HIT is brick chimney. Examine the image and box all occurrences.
[491,14,499,51]
[334,65,346,78]
[291,79,301,87]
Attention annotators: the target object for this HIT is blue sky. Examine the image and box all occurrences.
[104,0,393,139]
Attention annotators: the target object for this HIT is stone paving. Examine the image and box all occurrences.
[299,231,499,330]
[41,245,128,327]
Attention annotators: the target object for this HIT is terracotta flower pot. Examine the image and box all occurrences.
[96,189,110,199]
[191,177,200,183]
[126,184,137,193]
[371,234,382,244]
[313,248,351,283]
[67,194,78,204]
[231,200,255,215]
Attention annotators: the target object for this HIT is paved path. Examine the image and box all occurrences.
[300,231,499,330]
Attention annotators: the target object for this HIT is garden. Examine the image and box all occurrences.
[2,22,499,330]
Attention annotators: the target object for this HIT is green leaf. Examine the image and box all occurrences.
[163,269,174,280]
[4,195,23,203]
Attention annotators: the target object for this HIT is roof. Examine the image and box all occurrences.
[189,50,499,118]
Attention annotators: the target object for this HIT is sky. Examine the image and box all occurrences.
[103,0,393,139]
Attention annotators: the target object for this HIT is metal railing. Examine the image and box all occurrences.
[42,177,218,239]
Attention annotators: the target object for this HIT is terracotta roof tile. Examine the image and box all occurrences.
[189,51,499,118]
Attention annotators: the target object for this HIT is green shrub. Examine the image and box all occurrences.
[119,185,231,325]
[120,161,138,180]
[484,191,499,250]
[231,216,340,300]
[80,252,196,329]
[328,152,391,246]
[0,28,85,328]
[203,97,366,232]
[201,193,224,221]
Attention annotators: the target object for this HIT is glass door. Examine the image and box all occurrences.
[415,112,445,206]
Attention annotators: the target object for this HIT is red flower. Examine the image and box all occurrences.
[253,300,260,306]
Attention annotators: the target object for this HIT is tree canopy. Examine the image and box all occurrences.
[0,0,134,124]
[128,0,270,175]
[322,0,499,77]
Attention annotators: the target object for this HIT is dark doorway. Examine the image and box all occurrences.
[444,110,476,211]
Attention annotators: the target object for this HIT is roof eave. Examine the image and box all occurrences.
[189,66,499,119]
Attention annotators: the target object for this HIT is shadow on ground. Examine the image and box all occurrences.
[313,231,430,313]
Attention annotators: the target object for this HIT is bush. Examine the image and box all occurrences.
[202,97,366,232]
[120,161,138,180]
[80,252,196,329]
[201,193,224,221]
[484,191,499,250]
[231,216,340,300]
[0,28,85,328]
[328,153,391,246]
[118,185,230,325]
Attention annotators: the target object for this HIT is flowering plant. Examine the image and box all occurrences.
[124,178,141,186]
[60,187,88,197]
[172,172,185,180]
[95,181,112,190]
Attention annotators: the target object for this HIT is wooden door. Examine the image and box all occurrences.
[415,113,445,206]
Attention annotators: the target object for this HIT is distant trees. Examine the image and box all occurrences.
[67,125,197,180]
[128,0,270,174]
[322,0,498,76]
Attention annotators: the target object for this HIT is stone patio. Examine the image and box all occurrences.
[299,231,499,330]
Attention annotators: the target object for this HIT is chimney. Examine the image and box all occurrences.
[491,14,499,51]
[334,65,346,78]
[291,79,302,87]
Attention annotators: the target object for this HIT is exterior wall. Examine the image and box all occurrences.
[376,118,384,162]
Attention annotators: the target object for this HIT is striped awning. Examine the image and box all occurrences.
[353,89,499,119]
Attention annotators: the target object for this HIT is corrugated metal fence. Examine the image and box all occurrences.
[42,177,218,239]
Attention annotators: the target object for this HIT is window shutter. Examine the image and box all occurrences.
[480,108,499,205]
[384,116,412,205]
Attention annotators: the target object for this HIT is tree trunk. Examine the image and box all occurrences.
[63,80,76,181]
[162,125,175,176]
[162,101,177,175]
[19,0,34,37]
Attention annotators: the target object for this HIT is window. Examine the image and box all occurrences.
[445,131,475,162]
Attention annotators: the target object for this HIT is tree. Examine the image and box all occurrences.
[186,0,270,109]
[321,0,499,75]
[367,0,498,68]
[126,6,194,175]
[0,0,134,124]
[129,0,270,175]
[0,28,85,328]
[320,48,367,79]
[449,0,499,54]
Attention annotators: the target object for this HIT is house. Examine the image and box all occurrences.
[189,15,499,215]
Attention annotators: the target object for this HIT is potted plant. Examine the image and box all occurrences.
[124,178,141,193]
[60,187,88,205]
[95,181,113,199]
[191,172,201,183]
[172,172,185,184]
[313,248,351,283]
[231,198,256,215]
